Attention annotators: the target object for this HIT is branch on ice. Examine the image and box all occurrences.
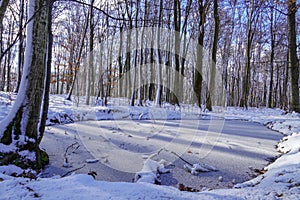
[63,142,80,168]
[171,151,217,175]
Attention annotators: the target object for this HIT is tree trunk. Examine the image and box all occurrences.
[287,0,300,112]
[0,0,10,63]
[267,5,276,108]
[5,21,13,92]
[130,0,140,107]
[137,0,148,106]
[282,57,289,110]
[39,0,53,144]
[148,28,155,101]
[194,0,207,108]
[154,0,163,107]
[118,25,123,97]
[172,0,180,105]
[241,8,253,108]
[86,0,94,105]
[15,0,25,93]
[66,13,89,101]
[206,0,219,111]
[0,0,50,169]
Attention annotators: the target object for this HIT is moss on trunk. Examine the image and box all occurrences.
[0,107,23,145]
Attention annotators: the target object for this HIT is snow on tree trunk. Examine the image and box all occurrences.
[0,0,49,169]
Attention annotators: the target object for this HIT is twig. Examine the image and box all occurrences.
[171,151,193,166]
[63,142,80,167]
[61,164,86,177]
[157,148,164,155]
[148,148,164,159]
[65,142,80,155]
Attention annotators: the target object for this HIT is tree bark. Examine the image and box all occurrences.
[154,0,163,107]
[0,0,10,63]
[0,0,50,169]
[15,0,25,93]
[194,0,208,108]
[172,0,180,105]
[130,0,140,107]
[85,0,94,105]
[38,0,53,144]
[206,0,219,111]
[5,21,13,92]
[268,6,275,108]
[287,0,300,112]
[240,2,256,109]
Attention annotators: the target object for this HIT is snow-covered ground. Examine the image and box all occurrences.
[0,92,299,199]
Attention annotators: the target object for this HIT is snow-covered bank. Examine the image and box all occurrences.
[0,92,299,199]
[212,107,300,199]
[0,173,239,200]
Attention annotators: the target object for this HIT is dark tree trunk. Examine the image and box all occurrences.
[194,0,208,108]
[206,0,219,111]
[15,0,25,93]
[287,0,300,112]
[172,0,180,105]
[268,6,275,108]
[0,0,10,64]
[39,0,53,144]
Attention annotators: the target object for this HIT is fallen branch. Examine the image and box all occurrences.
[63,142,80,167]
[170,151,193,166]
[170,151,217,175]
[61,164,86,178]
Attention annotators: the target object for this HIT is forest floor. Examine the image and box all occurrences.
[0,92,300,199]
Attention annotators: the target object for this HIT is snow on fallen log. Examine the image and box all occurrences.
[134,158,170,184]
[184,163,218,175]
[170,151,217,175]
[85,159,99,164]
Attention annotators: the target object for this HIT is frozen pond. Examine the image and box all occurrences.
[41,119,282,190]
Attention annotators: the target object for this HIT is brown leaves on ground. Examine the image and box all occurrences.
[178,183,200,192]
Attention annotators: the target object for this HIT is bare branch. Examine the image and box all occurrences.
[61,164,86,177]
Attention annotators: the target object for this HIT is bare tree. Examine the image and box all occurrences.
[240,0,261,108]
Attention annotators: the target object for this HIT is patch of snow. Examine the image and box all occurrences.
[135,158,170,184]
[0,143,17,153]
[184,163,218,175]
[0,165,23,176]
[0,173,234,200]
[18,150,36,161]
